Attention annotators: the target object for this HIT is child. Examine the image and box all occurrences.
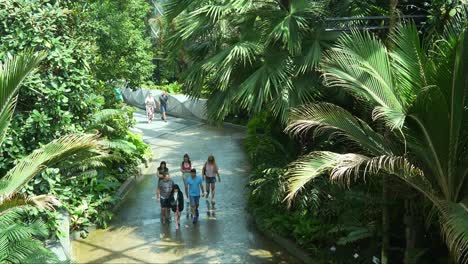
[169,184,184,230]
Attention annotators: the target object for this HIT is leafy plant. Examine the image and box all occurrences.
[0,51,107,263]
[286,23,468,262]
[0,0,105,173]
[83,0,155,87]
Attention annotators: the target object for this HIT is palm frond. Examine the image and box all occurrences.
[390,23,430,107]
[267,0,324,55]
[285,151,346,202]
[286,103,390,155]
[236,51,292,115]
[202,41,263,90]
[91,109,124,124]
[296,30,340,74]
[322,30,405,130]
[0,134,105,199]
[100,139,137,154]
[163,0,197,22]
[329,155,434,199]
[437,200,468,263]
[0,210,56,263]
[0,51,46,145]
[0,194,59,219]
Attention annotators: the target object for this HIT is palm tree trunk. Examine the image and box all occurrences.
[381,2,398,263]
[381,174,390,264]
[403,199,418,263]
[389,0,398,34]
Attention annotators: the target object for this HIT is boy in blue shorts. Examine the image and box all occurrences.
[187,168,205,224]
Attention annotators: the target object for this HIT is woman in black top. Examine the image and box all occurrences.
[169,184,184,230]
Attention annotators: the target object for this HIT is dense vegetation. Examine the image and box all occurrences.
[0,0,466,263]
[0,0,154,261]
[162,0,467,263]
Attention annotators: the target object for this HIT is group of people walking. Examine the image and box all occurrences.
[156,154,220,229]
[145,91,168,123]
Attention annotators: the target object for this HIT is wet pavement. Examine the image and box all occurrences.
[72,111,297,263]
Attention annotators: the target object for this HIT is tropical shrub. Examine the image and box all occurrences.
[0,0,104,172]
[286,22,468,262]
[0,52,107,263]
[83,0,155,87]
[143,81,184,94]
[0,0,152,241]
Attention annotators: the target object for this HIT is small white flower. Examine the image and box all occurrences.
[330,246,336,252]
[353,253,359,259]
[372,256,380,264]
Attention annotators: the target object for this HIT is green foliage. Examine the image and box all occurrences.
[244,112,296,167]
[164,0,335,122]
[0,209,57,264]
[0,52,109,263]
[84,0,155,87]
[0,0,105,172]
[0,0,153,252]
[286,22,468,262]
[143,81,184,94]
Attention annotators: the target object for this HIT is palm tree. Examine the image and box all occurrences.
[285,22,468,262]
[0,52,106,263]
[163,0,346,122]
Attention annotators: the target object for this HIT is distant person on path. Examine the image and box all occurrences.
[202,155,220,204]
[158,91,169,122]
[157,174,174,224]
[187,169,204,224]
[114,87,124,103]
[145,92,156,123]
[157,161,169,182]
[180,154,192,199]
[169,184,184,230]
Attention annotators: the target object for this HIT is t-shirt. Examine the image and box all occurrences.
[159,179,174,199]
[187,175,202,197]
[159,94,168,107]
[204,163,218,178]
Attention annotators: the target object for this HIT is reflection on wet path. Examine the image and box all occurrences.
[72,111,297,263]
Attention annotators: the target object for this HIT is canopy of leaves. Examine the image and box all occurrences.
[83,0,155,87]
[0,0,105,172]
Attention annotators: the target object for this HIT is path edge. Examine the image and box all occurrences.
[253,218,315,264]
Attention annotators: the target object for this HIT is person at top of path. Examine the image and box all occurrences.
[169,184,184,230]
[145,92,156,124]
[202,155,220,204]
[187,168,204,224]
[180,154,191,199]
[157,161,169,182]
[158,90,169,122]
[157,174,174,224]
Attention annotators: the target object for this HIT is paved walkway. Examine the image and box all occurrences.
[72,111,296,263]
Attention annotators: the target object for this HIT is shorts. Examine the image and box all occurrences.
[189,196,200,206]
[205,177,216,184]
[182,172,190,184]
[160,105,167,113]
[160,197,171,208]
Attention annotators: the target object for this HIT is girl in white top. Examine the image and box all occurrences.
[202,155,220,204]
[145,92,156,123]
